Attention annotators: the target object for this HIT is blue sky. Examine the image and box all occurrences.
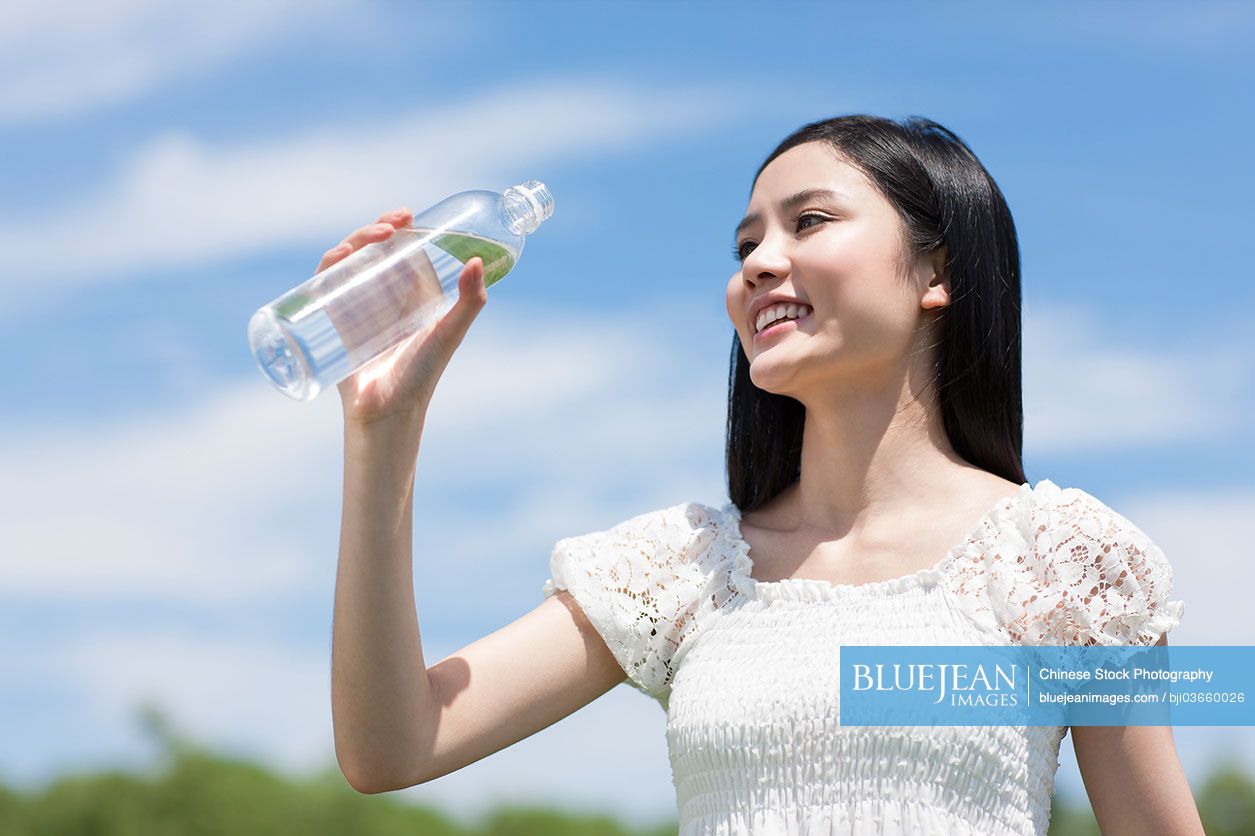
[1,0,1252,824]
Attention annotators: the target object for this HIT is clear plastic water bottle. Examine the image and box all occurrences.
[248,180,554,401]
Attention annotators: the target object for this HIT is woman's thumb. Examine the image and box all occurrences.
[460,257,487,307]
[432,257,486,349]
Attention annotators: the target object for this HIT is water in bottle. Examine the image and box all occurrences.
[248,180,553,401]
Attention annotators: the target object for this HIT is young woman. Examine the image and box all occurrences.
[329,115,1202,834]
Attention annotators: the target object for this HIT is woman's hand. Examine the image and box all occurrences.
[319,206,488,427]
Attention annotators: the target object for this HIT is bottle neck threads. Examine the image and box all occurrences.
[502,180,555,235]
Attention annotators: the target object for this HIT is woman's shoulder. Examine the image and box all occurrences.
[1015,479,1170,571]
[972,477,1151,550]
[540,498,742,703]
[547,499,729,566]
[949,478,1185,646]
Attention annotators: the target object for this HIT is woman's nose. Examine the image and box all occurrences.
[742,244,789,286]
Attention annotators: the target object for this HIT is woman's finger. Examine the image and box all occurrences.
[317,222,395,271]
[315,210,410,272]
[340,222,397,251]
[316,242,353,272]
[375,206,413,228]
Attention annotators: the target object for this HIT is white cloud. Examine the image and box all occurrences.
[59,631,335,770]
[0,299,724,606]
[0,0,362,124]
[0,77,737,320]
[1117,487,1255,645]
[1022,301,1253,452]
[0,379,336,604]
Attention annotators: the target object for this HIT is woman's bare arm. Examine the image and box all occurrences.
[323,206,629,794]
[331,417,627,794]
[1070,635,1204,835]
[409,586,629,790]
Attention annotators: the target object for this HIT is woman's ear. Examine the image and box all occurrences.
[920,246,951,311]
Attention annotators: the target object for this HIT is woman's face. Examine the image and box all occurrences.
[725,141,949,398]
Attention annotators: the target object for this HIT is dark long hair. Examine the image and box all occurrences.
[726,115,1026,512]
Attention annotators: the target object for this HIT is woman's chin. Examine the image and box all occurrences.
[748,353,805,391]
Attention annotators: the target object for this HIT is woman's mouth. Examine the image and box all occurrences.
[753,312,812,343]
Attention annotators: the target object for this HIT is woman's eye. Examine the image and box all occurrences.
[732,214,828,262]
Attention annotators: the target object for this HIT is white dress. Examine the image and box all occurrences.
[541,479,1186,835]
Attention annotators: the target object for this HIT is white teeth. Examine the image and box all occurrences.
[755,303,812,333]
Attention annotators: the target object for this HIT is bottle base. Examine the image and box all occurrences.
[248,309,320,401]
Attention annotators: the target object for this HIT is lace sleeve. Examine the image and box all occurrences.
[541,501,724,706]
[1006,484,1186,647]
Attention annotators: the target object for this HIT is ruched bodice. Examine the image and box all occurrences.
[541,479,1185,835]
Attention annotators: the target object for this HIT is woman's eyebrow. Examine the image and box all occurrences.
[734,188,850,239]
